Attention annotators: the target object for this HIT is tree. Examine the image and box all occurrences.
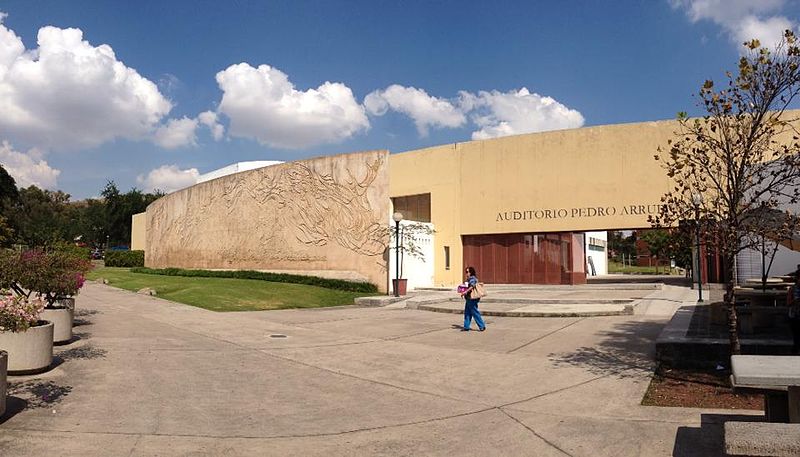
[0,165,19,245]
[101,181,163,246]
[652,31,800,355]
[0,164,18,211]
[665,224,694,273]
[608,231,637,264]
[389,222,434,280]
[9,186,74,247]
[639,229,672,273]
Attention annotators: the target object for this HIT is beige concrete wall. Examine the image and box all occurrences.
[146,150,390,291]
[131,212,146,251]
[390,119,682,286]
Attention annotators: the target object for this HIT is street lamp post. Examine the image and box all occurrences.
[392,212,404,297]
[692,193,704,302]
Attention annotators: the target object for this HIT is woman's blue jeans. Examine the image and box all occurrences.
[464,298,485,330]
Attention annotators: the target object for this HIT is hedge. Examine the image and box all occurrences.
[129,267,378,293]
[105,250,145,267]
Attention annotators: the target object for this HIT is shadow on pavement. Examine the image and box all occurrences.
[672,413,760,457]
[57,344,107,362]
[73,308,100,327]
[548,320,666,378]
[6,380,72,413]
[0,396,27,424]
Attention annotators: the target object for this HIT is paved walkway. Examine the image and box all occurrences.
[370,283,697,318]
[1,283,751,456]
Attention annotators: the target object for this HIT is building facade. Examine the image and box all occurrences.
[388,119,678,287]
[132,116,723,290]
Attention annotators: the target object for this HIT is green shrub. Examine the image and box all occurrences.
[105,250,145,267]
[50,241,91,260]
[130,267,378,293]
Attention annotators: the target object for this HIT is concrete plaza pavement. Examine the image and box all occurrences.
[1,283,754,456]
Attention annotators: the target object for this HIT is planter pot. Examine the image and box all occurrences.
[53,297,75,309]
[392,278,408,296]
[0,350,6,417]
[0,321,54,375]
[41,307,74,344]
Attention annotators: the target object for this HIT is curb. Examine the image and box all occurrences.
[417,303,634,317]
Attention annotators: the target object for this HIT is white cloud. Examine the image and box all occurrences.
[136,164,199,193]
[152,112,226,149]
[0,140,60,189]
[215,63,369,149]
[198,111,224,141]
[459,88,584,140]
[0,16,173,150]
[158,73,181,94]
[153,117,198,149]
[735,15,794,50]
[364,85,465,136]
[671,0,795,48]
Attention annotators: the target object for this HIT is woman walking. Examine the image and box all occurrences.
[460,266,486,332]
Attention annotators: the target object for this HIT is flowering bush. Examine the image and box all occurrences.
[0,248,93,308]
[0,293,45,333]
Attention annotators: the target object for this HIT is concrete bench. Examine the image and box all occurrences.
[731,355,800,423]
[731,375,790,422]
[735,306,789,334]
[725,421,800,456]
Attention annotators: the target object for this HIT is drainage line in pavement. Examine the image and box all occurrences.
[500,373,610,409]
[2,406,500,441]
[505,318,586,354]
[260,347,477,406]
[499,408,574,457]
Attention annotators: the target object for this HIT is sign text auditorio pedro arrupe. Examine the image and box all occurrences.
[496,204,660,222]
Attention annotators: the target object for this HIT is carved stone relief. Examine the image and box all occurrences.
[145,150,390,290]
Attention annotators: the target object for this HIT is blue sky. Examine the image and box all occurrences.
[0,0,798,199]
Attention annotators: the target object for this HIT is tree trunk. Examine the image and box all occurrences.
[724,254,741,355]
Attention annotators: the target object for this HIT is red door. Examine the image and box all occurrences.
[463,232,585,285]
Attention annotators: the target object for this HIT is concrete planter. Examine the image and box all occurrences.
[42,297,75,344]
[54,297,76,309]
[0,321,54,375]
[392,278,408,296]
[0,350,6,417]
[41,306,74,344]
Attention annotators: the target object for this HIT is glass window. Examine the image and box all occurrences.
[391,193,431,222]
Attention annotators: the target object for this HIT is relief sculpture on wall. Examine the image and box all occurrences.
[145,150,390,290]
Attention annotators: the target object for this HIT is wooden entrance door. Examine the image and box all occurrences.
[462,232,585,285]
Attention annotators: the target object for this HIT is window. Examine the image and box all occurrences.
[391,193,431,222]
[444,246,450,270]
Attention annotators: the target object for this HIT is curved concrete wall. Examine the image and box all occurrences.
[145,150,389,290]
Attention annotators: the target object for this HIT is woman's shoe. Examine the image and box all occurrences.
[460,327,470,331]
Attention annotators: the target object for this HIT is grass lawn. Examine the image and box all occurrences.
[86,267,375,312]
[608,260,678,275]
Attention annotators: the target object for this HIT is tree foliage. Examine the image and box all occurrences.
[8,186,75,247]
[639,229,673,273]
[0,174,162,249]
[389,222,434,279]
[652,31,800,354]
[608,231,637,262]
[101,181,162,245]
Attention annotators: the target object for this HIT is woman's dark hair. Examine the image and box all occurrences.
[466,266,476,276]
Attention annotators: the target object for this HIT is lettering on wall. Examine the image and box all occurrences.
[495,204,660,222]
